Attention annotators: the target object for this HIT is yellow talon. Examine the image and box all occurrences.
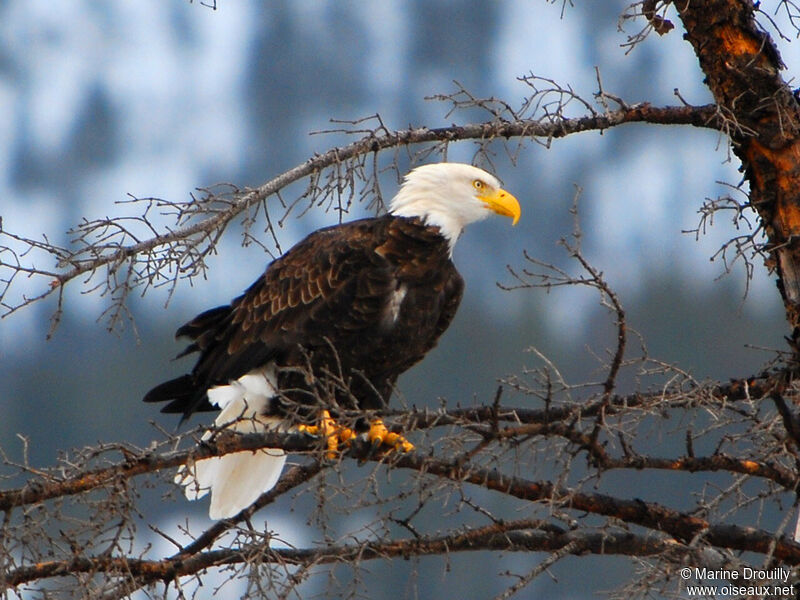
[298,410,356,459]
[367,419,415,453]
[337,425,356,445]
[298,410,337,459]
[321,411,337,459]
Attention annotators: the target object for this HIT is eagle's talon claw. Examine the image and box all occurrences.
[367,419,415,453]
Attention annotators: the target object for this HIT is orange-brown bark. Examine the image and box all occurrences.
[676,1,800,351]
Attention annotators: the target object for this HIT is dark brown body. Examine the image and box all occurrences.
[143,216,464,420]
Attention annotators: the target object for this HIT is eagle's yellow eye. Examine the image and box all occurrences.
[473,180,484,191]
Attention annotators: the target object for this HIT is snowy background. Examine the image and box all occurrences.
[0,2,794,598]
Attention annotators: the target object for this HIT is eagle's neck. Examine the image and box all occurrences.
[388,202,468,256]
[388,176,489,256]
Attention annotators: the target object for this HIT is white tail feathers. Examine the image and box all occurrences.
[176,366,288,519]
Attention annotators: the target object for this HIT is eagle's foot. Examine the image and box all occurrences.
[297,410,414,460]
[297,410,355,459]
[298,411,413,457]
[366,419,414,453]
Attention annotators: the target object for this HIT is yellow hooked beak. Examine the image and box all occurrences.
[480,187,521,225]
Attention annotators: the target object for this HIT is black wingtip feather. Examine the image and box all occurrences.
[142,374,195,404]
[143,374,215,422]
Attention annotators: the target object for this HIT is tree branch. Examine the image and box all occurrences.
[0,520,683,589]
[3,398,798,596]
[388,453,800,562]
[2,364,794,514]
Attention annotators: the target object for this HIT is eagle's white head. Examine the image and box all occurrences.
[388,162,521,253]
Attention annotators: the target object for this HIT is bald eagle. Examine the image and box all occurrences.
[144,162,520,518]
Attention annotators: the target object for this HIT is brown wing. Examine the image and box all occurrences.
[143,216,399,419]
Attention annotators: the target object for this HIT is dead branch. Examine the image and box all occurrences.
[3,421,799,595]
[3,521,678,590]
[1,364,795,514]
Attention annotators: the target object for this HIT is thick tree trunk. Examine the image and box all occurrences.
[675,1,800,353]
